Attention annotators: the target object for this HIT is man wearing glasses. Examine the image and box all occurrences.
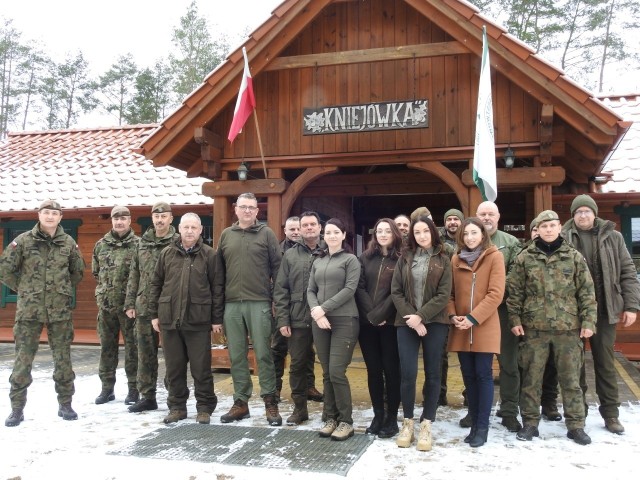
[214,193,283,426]
[562,194,640,435]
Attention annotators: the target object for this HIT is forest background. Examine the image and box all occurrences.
[0,0,638,139]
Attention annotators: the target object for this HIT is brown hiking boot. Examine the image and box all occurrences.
[307,386,324,402]
[5,409,24,427]
[220,399,250,423]
[286,396,309,425]
[58,403,78,421]
[264,394,282,426]
[196,412,211,424]
[604,417,624,434]
[163,409,187,424]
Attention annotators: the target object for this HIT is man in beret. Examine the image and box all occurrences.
[508,210,596,445]
[125,201,178,413]
[0,200,85,426]
[92,206,139,406]
[562,194,640,434]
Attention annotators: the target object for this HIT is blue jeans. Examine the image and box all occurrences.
[458,352,494,430]
[396,323,448,421]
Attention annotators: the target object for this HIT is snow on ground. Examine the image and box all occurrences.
[1,349,639,480]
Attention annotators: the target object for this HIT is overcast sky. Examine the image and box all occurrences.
[2,0,282,75]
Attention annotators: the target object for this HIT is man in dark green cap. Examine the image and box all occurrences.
[92,205,139,406]
[562,194,640,434]
[439,208,464,246]
[0,200,85,426]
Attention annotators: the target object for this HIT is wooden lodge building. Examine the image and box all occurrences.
[1,0,639,356]
[138,0,638,355]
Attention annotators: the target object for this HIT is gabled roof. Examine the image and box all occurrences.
[0,125,211,213]
[139,0,627,175]
[600,94,640,193]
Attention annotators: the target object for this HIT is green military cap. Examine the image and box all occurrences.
[535,210,560,225]
[38,199,62,211]
[570,194,598,217]
[110,205,131,218]
[444,208,464,223]
[151,201,171,214]
[529,218,538,231]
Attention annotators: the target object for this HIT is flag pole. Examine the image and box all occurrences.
[252,112,268,178]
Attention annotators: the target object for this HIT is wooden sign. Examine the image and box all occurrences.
[303,100,428,135]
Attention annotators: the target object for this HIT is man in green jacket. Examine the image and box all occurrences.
[508,210,596,445]
[1,200,85,427]
[562,194,640,434]
[274,211,325,424]
[92,206,139,406]
[149,213,218,425]
[125,201,178,413]
[475,200,522,432]
[214,192,282,426]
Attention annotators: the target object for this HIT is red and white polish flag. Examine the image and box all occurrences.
[228,47,256,143]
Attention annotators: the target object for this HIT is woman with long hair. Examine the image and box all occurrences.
[307,218,361,441]
[356,218,403,438]
[390,214,452,451]
[448,217,505,448]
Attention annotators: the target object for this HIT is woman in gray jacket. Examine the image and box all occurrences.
[308,218,361,441]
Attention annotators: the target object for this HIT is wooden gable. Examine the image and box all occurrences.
[139,0,627,188]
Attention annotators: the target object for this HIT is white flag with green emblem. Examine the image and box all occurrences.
[472,26,497,202]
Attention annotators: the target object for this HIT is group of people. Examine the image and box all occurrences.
[1,194,638,453]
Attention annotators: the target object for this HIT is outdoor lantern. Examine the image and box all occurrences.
[237,161,249,181]
[504,147,515,169]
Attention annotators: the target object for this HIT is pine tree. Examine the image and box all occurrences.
[96,54,138,125]
[169,0,229,98]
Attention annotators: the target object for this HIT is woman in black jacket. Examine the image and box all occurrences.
[356,218,404,438]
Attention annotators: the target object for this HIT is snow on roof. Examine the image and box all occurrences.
[0,125,212,212]
[600,94,640,193]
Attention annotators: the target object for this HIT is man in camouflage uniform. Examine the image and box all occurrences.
[125,201,178,413]
[92,206,139,405]
[507,210,596,445]
[0,200,85,427]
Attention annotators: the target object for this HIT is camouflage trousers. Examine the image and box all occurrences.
[97,308,137,391]
[135,316,160,399]
[10,320,75,409]
[519,329,585,430]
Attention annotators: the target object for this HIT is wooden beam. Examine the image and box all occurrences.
[203,178,288,197]
[262,42,471,71]
[408,162,469,215]
[539,104,553,165]
[220,143,546,171]
[194,127,223,149]
[461,166,565,187]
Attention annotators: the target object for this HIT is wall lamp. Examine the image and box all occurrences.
[237,161,249,181]
[503,147,515,169]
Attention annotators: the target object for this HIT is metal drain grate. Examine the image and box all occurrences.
[109,424,374,476]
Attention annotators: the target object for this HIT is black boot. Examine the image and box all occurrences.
[5,409,24,427]
[95,389,115,405]
[469,427,488,448]
[464,425,478,443]
[58,403,78,421]
[124,388,139,405]
[366,409,385,435]
[377,412,399,438]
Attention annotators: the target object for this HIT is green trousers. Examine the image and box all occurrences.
[223,301,277,402]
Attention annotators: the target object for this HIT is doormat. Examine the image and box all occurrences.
[109,423,374,476]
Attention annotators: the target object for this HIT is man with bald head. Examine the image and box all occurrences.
[474,201,522,432]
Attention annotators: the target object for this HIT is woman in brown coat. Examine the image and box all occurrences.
[448,217,505,447]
